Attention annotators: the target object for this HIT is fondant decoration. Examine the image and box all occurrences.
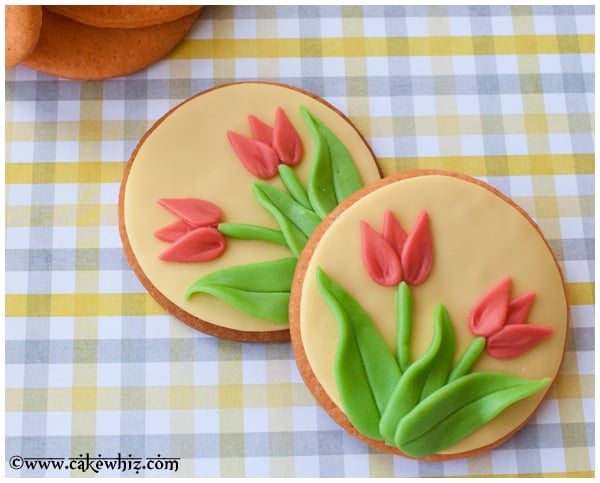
[160,105,365,324]
[469,278,554,359]
[316,209,553,457]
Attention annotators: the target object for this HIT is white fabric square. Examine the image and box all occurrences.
[452,55,477,75]
[47,364,74,388]
[321,57,345,77]
[7,183,33,205]
[538,447,567,473]
[412,95,436,116]
[235,58,258,78]
[455,95,480,115]
[500,94,524,114]
[503,134,528,155]
[548,133,573,154]
[53,183,79,205]
[369,96,393,116]
[102,100,125,121]
[277,18,300,38]
[564,260,591,283]
[46,411,72,436]
[494,54,519,74]
[460,134,485,156]
[10,100,36,122]
[448,16,472,37]
[95,363,121,386]
[5,272,28,294]
[10,141,35,163]
[409,56,433,76]
[194,408,220,433]
[405,15,429,37]
[533,15,557,35]
[242,360,267,384]
[491,15,514,35]
[242,407,269,432]
[145,409,170,434]
[416,136,440,156]
[538,53,564,73]
[145,362,171,386]
[95,410,121,435]
[509,175,534,197]
[57,100,81,122]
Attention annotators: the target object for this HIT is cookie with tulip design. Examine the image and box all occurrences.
[119,82,382,342]
[289,170,568,460]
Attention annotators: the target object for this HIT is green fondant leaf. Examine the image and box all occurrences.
[277,164,311,209]
[185,257,297,324]
[252,182,321,257]
[394,372,551,457]
[301,106,364,219]
[316,267,401,441]
[379,303,455,444]
[420,305,456,399]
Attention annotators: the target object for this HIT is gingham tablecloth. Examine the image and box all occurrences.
[5,5,594,477]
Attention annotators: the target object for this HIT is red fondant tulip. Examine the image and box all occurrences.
[360,220,403,286]
[273,107,303,166]
[360,210,432,287]
[227,107,304,179]
[401,211,433,286]
[154,219,195,243]
[469,277,511,337]
[486,324,554,359]
[468,278,553,359]
[226,131,280,180]
[158,227,226,262]
[157,198,222,228]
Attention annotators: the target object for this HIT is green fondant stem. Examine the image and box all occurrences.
[448,336,486,383]
[217,222,288,247]
[396,281,412,372]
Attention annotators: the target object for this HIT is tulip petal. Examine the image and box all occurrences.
[226,131,280,179]
[157,198,222,227]
[154,219,195,242]
[382,210,407,258]
[401,211,433,286]
[360,220,403,286]
[273,107,303,166]
[469,277,511,337]
[506,291,536,325]
[158,227,226,262]
[248,114,274,145]
[486,324,554,359]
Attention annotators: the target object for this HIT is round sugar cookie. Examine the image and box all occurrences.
[44,6,203,29]
[22,9,198,81]
[119,82,383,342]
[5,5,42,68]
[290,170,568,460]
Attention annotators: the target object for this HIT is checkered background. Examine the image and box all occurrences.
[5,5,594,477]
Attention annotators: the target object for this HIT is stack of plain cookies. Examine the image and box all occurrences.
[5,5,202,80]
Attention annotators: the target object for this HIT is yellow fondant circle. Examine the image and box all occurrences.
[295,172,568,456]
[121,82,382,336]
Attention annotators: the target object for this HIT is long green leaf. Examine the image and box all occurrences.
[185,257,297,324]
[301,106,364,219]
[395,372,551,457]
[316,267,401,440]
[253,182,321,257]
[379,303,455,444]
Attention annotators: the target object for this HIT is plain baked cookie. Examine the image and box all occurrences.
[119,82,383,342]
[5,5,42,68]
[22,8,199,80]
[290,170,568,460]
[44,5,203,29]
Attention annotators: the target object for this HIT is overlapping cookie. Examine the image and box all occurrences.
[5,5,42,67]
[44,6,202,29]
[290,170,568,459]
[22,8,199,81]
[119,82,382,342]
